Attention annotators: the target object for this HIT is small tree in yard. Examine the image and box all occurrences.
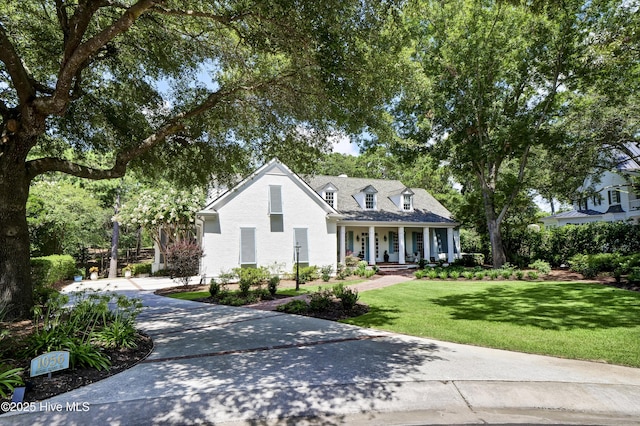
[166,241,203,287]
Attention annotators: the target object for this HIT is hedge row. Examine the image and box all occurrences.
[504,221,640,267]
[30,254,76,288]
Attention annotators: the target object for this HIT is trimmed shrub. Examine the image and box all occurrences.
[234,266,270,296]
[31,254,76,287]
[309,288,334,312]
[320,265,333,282]
[129,262,152,276]
[268,275,280,296]
[276,299,308,315]
[505,221,640,266]
[462,271,474,280]
[438,271,449,280]
[209,279,220,297]
[344,255,360,267]
[296,265,319,282]
[414,270,425,279]
[336,286,359,310]
[449,271,460,280]
[528,260,551,275]
[426,269,438,279]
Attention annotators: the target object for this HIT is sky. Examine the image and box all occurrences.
[331,134,360,156]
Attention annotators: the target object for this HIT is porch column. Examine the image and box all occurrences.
[368,226,376,265]
[447,227,454,263]
[454,229,461,260]
[398,226,405,264]
[423,227,430,263]
[339,225,346,264]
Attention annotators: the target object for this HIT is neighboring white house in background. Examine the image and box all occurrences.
[195,159,460,278]
[540,144,640,227]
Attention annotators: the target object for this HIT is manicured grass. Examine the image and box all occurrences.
[342,280,640,367]
[167,291,210,300]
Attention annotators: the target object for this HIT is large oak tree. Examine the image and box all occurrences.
[0,0,402,319]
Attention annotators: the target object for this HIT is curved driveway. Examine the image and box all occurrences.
[2,276,640,425]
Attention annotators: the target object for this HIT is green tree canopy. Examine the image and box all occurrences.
[392,0,638,266]
[0,0,405,319]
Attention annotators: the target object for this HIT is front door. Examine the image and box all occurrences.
[361,233,369,261]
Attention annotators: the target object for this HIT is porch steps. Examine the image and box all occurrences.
[376,263,418,276]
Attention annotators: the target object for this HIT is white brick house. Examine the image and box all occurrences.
[196,159,460,277]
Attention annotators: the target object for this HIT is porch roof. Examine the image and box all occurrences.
[338,208,455,225]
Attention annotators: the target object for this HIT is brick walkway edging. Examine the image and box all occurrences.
[246,274,412,311]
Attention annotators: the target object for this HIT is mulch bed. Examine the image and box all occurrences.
[0,333,153,406]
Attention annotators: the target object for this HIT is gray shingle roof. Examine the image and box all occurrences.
[305,175,456,224]
[543,209,603,219]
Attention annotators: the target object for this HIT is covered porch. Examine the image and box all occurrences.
[337,223,460,266]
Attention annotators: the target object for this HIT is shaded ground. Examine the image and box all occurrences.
[3,268,637,405]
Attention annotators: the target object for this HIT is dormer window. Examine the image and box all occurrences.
[609,189,621,205]
[355,185,378,210]
[325,191,335,208]
[320,182,338,210]
[403,194,412,211]
[365,193,375,209]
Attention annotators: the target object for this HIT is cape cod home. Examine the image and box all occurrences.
[193,159,459,278]
[540,144,640,227]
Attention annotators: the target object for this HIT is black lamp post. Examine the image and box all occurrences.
[294,241,301,291]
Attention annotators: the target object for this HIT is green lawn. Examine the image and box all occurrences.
[342,280,640,367]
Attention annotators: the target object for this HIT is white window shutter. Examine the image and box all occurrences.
[294,228,309,263]
[240,228,256,264]
[269,185,283,214]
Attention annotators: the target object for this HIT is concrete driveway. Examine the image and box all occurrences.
[2,276,640,425]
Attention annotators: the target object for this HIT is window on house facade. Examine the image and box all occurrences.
[365,193,375,209]
[269,185,283,214]
[592,195,602,206]
[240,228,256,265]
[325,191,335,208]
[389,231,398,254]
[403,194,412,211]
[416,232,424,256]
[609,189,621,205]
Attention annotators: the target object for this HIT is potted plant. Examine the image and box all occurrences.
[123,265,132,278]
[73,269,84,282]
[89,266,99,280]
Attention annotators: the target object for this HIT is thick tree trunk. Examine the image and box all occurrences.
[486,216,507,268]
[108,192,121,279]
[480,185,507,268]
[0,153,33,320]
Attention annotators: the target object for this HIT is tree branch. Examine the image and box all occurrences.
[34,0,157,115]
[0,23,35,105]
[27,71,287,179]
[55,0,70,44]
